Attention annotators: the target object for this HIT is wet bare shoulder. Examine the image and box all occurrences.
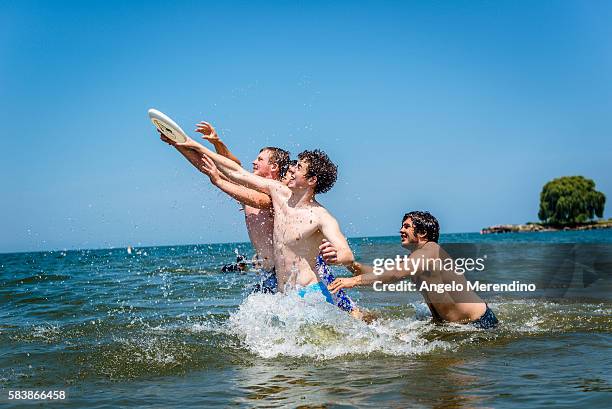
[413,242,441,260]
[311,203,332,221]
[268,181,291,200]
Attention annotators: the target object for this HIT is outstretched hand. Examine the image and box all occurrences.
[159,131,177,147]
[328,276,359,294]
[175,135,202,151]
[199,154,221,182]
[195,121,219,143]
[319,239,340,264]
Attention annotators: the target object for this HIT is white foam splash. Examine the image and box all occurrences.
[226,291,450,359]
[188,321,224,334]
[31,324,61,341]
[115,336,179,365]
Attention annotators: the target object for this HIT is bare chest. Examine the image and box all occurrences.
[244,206,274,236]
[273,206,320,248]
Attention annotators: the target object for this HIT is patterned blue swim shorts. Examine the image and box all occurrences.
[315,255,356,312]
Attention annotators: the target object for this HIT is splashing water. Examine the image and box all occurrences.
[227,291,451,359]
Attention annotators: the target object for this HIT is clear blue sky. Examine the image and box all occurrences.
[1,0,611,253]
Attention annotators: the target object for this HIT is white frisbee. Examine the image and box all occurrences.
[148,108,188,143]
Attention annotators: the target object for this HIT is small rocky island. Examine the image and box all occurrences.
[481,221,612,234]
[481,176,609,234]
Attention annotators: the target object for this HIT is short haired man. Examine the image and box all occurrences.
[159,122,289,293]
[177,138,362,318]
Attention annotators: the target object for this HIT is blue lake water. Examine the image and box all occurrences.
[1,230,611,407]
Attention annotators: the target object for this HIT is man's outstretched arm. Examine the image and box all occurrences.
[160,120,241,176]
[176,137,277,194]
[321,241,417,294]
[199,155,272,209]
[327,263,415,294]
[195,121,242,166]
[159,126,272,207]
[160,132,212,172]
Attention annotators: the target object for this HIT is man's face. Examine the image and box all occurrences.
[252,149,273,177]
[400,217,419,248]
[281,166,294,186]
[287,159,313,190]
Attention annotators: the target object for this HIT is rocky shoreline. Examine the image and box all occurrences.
[480,221,612,234]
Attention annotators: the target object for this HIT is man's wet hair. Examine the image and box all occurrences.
[403,211,440,243]
[260,147,291,178]
[297,149,338,194]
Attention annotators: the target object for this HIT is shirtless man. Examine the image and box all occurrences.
[200,155,362,316]
[159,122,289,292]
[326,211,499,329]
[177,137,358,309]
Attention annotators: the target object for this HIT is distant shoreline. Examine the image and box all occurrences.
[481,220,612,234]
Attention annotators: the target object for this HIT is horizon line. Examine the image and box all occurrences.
[0,231,483,256]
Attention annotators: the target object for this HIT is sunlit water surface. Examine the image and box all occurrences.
[1,231,610,407]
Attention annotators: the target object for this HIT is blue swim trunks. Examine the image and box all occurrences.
[250,268,278,294]
[471,305,499,329]
[250,257,357,315]
[315,255,356,312]
[297,281,335,305]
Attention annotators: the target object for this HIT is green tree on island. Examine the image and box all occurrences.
[538,176,606,226]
